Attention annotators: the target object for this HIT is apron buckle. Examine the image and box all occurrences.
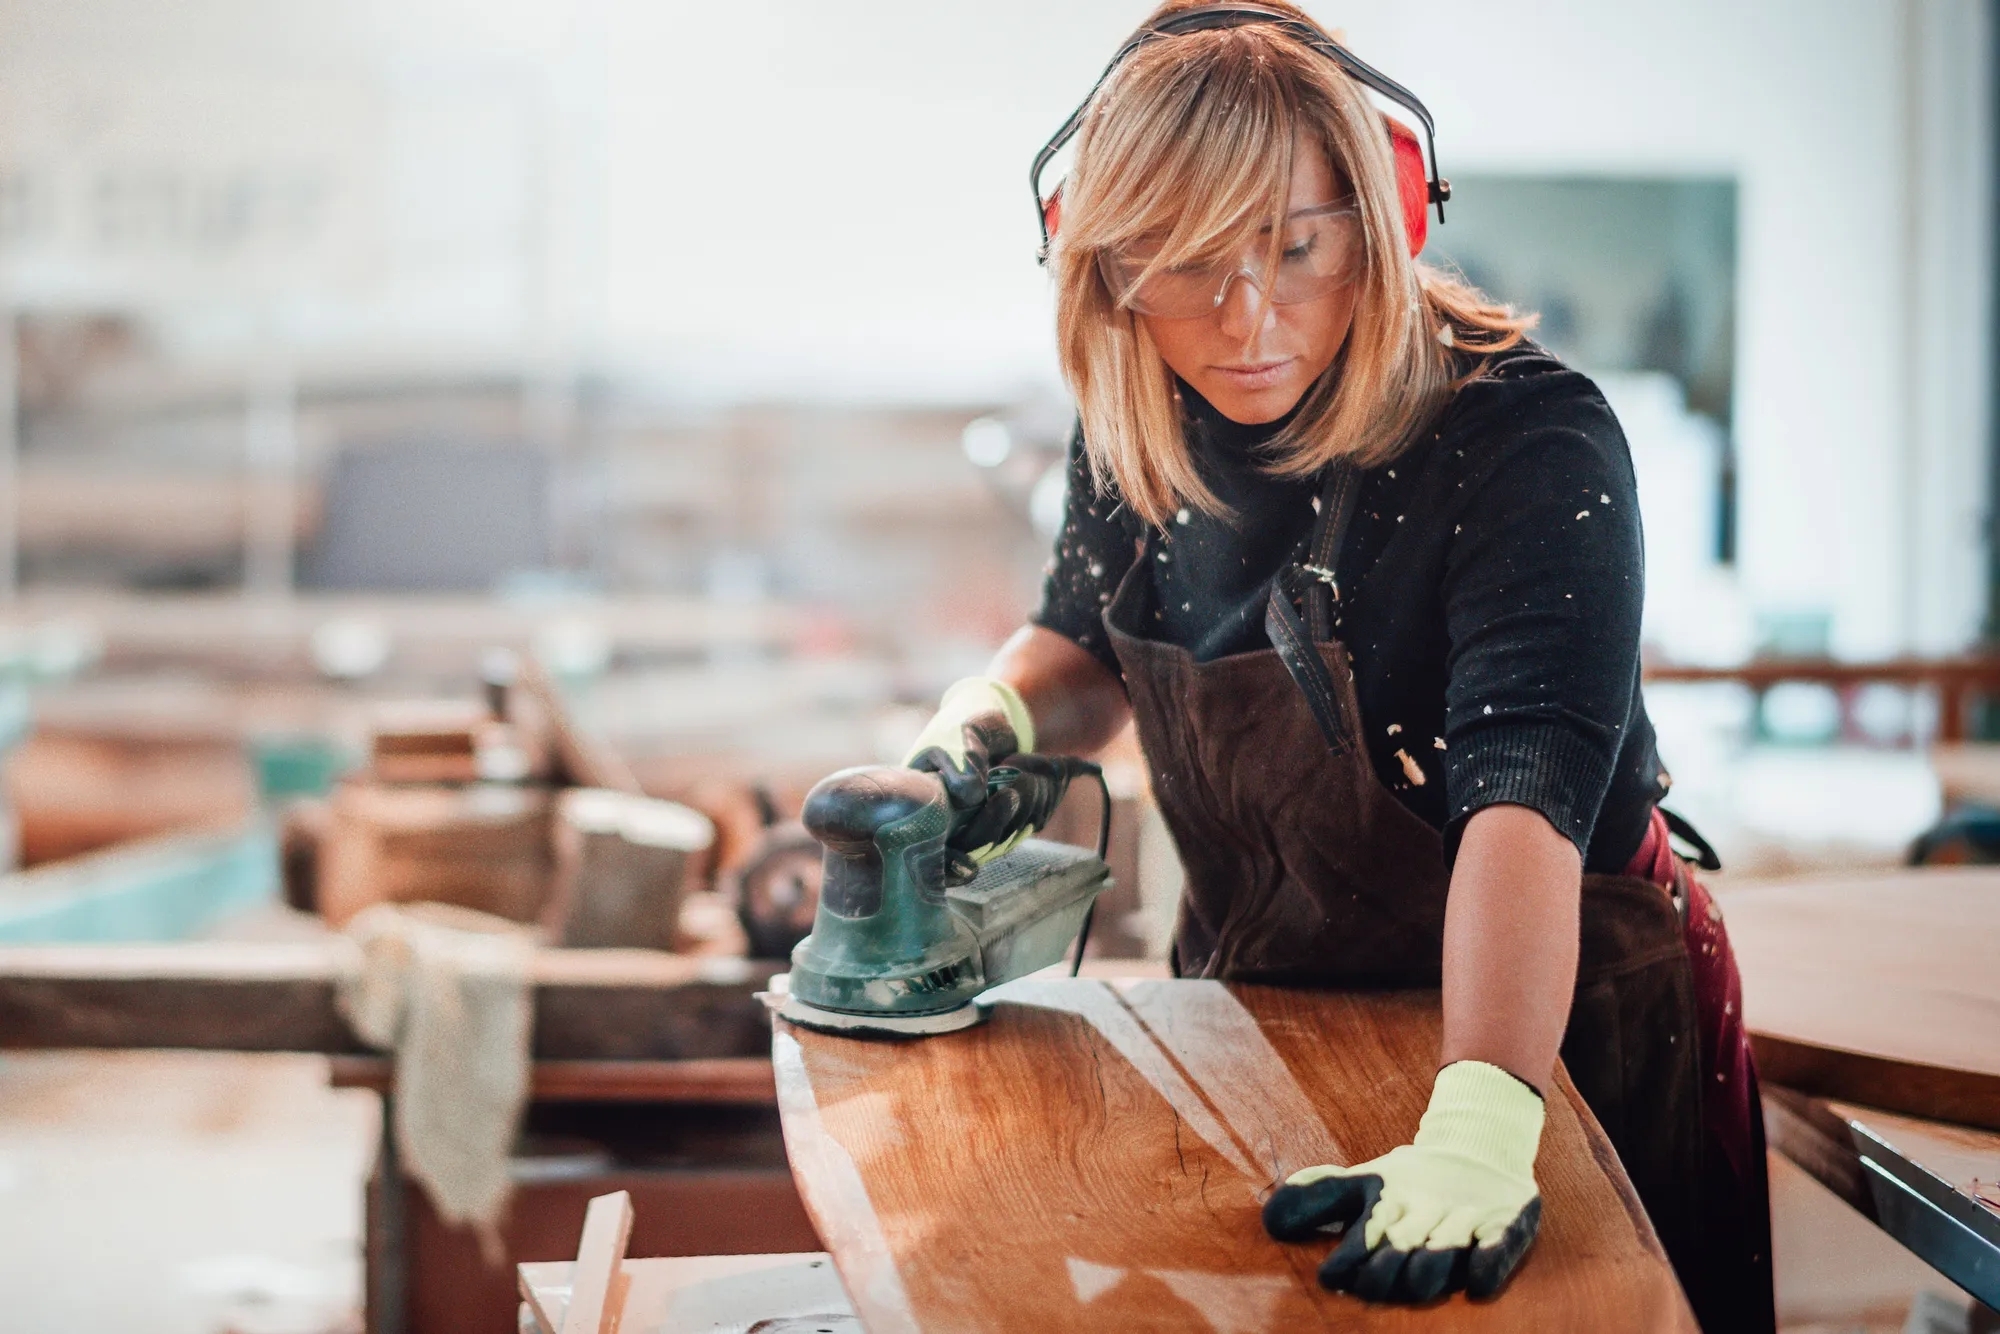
[1300,562,1341,600]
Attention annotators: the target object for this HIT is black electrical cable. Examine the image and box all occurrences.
[1070,763,1112,976]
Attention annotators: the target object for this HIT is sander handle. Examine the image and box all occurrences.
[943,752,1113,977]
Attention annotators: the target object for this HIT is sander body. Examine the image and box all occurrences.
[777,758,1111,1037]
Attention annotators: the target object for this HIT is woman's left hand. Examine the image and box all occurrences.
[1263,1060,1544,1303]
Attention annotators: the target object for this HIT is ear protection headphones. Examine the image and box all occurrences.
[1031,4,1449,264]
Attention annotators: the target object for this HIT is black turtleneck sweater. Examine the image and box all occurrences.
[1032,344,1668,873]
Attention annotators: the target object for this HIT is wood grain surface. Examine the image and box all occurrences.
[774,978,1696,1333]
[1717,871,2000,1128]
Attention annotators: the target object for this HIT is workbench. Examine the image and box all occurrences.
[10,867,2000,1329]
[774,977,1697,1332]
[1718,870,2000,1311]
[0,939,813,1334]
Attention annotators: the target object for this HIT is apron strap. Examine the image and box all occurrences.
[1661,807,1723,871]
[1265,571,1352,754]
[1264,463,1364,754]
[1299,464,1362,640]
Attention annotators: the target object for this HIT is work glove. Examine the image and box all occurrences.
[904,676,1037,873]
[1263,1060,1545,1304]
[947,752,1074,863]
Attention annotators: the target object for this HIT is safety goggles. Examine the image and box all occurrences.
[1097,203,1363,320]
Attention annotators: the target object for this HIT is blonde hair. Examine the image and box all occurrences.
[1052,0,1533,527]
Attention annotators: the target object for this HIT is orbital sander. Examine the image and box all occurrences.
[775,753,1112,1038]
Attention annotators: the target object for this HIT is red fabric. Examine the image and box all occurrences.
[1624,804,1768,1232]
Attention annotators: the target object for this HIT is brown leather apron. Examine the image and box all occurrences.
[1102,464,1774,1334]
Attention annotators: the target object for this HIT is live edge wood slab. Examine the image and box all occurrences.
[0,942,780,1061]
[773,978,1696,1333]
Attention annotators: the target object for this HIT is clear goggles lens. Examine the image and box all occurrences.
[1098,204,1363,320]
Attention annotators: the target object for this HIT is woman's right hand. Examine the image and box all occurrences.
[903,676,1036,811]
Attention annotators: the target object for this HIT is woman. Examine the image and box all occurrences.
[904,3,1771,1327]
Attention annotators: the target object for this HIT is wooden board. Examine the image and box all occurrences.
[1717,871,2000,1128]
[773,978,1696,1333]
[328,1055,778,1104]
[561,1190,635,1334]
[0,941,779,1060]
[4,730,255,866]
[316,780,556,928]
[519,1253,854,1334]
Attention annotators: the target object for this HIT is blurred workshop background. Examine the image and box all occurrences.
[0,1,1995,1331]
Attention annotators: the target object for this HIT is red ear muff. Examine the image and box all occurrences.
[1386,115,1429,257]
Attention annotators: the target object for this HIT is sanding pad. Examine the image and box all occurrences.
[772,992,987,1040]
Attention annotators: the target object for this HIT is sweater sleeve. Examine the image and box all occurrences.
[1439,385,1645,858]
[1029,426,1139,676]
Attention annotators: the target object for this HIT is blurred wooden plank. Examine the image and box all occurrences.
[328,1055,778,1104]
[1719,871,2000,1128]
[5,731,256,866]
[518,658,641,795]
[774,979,1696,1333]
[0,941,780,1059]
[316,780,555,928]
[561,1190,634,1334]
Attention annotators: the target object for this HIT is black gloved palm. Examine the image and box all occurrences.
[908,713,1019,812]
[947,754,1075,854]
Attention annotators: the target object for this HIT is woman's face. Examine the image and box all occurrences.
[1136,135,1358,425]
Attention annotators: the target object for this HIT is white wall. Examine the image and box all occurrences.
[0,0,1991,655]
[594,0,1992,656]
[0,0,582,359]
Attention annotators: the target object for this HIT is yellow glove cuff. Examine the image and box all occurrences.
[908,676,1036,764]
[1412,1061,1545,1184]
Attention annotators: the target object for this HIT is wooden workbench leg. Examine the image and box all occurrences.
[366,1090,408,1334]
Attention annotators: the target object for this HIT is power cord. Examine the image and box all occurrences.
[1070,761,1112,977]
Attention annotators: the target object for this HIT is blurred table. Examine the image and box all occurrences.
[1721,870,2000,1309]
[1718,870,2000,1129]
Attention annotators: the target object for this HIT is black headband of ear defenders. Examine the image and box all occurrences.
[1029,4,1449,263]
